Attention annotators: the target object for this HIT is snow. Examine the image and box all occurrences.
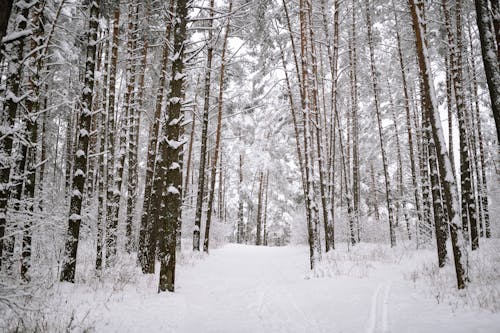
[43,244,500,332]
[167,138,186,149]
[167,185,180,195]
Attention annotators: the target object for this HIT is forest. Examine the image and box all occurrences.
[0,0,499,331]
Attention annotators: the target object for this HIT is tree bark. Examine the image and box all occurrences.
[60,0,100,282]
[157,0,188,293]
[409,0,469,289]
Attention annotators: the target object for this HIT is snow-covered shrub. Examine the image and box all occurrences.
[407,239,500,312]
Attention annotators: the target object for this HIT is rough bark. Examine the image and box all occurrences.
[474,0,500,144]
[157,0,188,293]
[60,0,100,282]
[409,0,469,289]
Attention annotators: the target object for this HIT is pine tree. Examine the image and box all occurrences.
[60,0,100,282]
[157,0,188,293]
[474,0,500,144]
[408,0,469,289]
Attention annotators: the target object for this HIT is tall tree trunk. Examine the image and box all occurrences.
[300,0,321,269]
[21,1,44,281]
[193,0,215,251]
[349,2,359,245]
[468,22,490,238]
[204,0,233,252]
[255,171,264,246]
[409,0,469,289]
[0,3,29,270]
[365,1,396,247]
[263,171,269,246]
[96,27,110,271]
[125,2,141,253]
[474,0,500,145]
[392,0,422,235]
[237,153,244,243]
[105,8,120,266]
[0,0,15,63]
[157,0,188,293]
[443,0,478,250]
[60,0,100,282]
[138,0,174,273]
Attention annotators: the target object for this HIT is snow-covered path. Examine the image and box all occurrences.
[97,245,500,333]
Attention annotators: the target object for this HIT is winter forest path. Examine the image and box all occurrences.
[97,245,500,332]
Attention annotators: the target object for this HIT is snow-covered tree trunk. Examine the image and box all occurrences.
[60,0,100,282]
[105,8,120,266]
[204,0,233,252]
[388,83,411,240]
[237,153,244,243]
[123,1,140,252]
[255,171,264,246]
[140,0,174,274]
[474,0,500,144]
[157,0,188,293]
[0,3,30,270]
[263,171,269,246]
[468,27,490,238]
[300,0,321,269]
[0,0,14,63]
[409,0,469,289]
[138,0,174,274]
[365,0,396,247]
[349,2,359,245]
[193,0,215,252]
[96,27,110,271]
[443,0,478,250]
[20,0,45,281]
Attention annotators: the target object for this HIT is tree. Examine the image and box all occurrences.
[204,0,233,252]
[60,0,100,282]
[474,0,500,144]
[193,0,215,252]
[365,0,396,247]
[408,0,469,289]
[157,0,189,293]
[0,0,15,63]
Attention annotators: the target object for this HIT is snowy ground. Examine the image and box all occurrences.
[0,240,500,333]
[48,243,498,333]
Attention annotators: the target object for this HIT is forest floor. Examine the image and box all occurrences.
[65,242,499,333]
[4,241,500,332]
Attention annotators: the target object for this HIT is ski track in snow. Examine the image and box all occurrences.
[93,245,500,333]
[366,282,392,333]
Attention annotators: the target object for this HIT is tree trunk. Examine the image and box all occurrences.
[138,0,174,274]
[443,0,478,250]
[203,1,233,252]
[193,0,216,251]
[157,0,188,293]
[105,8,120,266]
[409,0,469,289]
[60,0,100,282]
[0,3,29,270]
[365,1,396,247]
[474,0,500,145]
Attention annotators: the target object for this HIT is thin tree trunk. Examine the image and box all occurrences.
[193,0,215,251]
[105,8,120,266]
[204,0,233,252]
[365,1,396,247]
